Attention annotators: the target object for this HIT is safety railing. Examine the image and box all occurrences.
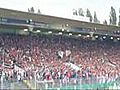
[1,74,120,89]
[27,76,119,90]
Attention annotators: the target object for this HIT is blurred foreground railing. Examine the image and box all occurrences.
[26,76,120,90]
[0,77,29,89]
[0,75,120,89]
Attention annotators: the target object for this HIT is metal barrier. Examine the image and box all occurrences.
[28,76,118,90]
[0,73,120,89]
[0,77,29,89]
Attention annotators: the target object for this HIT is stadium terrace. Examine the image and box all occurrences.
[0,8,120,89]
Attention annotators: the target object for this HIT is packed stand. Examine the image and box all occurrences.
[0,33,120,85]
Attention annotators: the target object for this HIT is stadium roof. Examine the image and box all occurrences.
[0,8,120,37]
[0,8,120,31]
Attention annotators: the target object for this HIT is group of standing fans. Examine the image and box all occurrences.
[0,33,120,85]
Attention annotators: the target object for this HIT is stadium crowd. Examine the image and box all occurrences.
[0,33,120,84]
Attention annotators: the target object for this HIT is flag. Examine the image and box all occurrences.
[65,50,71,57]
[57,50,64,59]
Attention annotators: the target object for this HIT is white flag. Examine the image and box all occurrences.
[65,50,71,57]
[58,50,64,58]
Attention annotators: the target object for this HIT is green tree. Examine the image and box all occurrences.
[86,8,93,22]
[73,9,78,15]
[28,7,35,13]
[93,11,99,23]
[109,6,117,25]
[30,7,35,13]
[103,20,108,25]
[118,16,120,26]
[38,9,41,14]
[28,8,30,12]
[109,17,112,25]
[118,8,120,26]
[78,8,84,16]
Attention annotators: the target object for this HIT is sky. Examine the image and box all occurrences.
[0,0,120,23]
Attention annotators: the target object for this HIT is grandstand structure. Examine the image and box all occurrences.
[0,8,120,89]
[0,7,120,37]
